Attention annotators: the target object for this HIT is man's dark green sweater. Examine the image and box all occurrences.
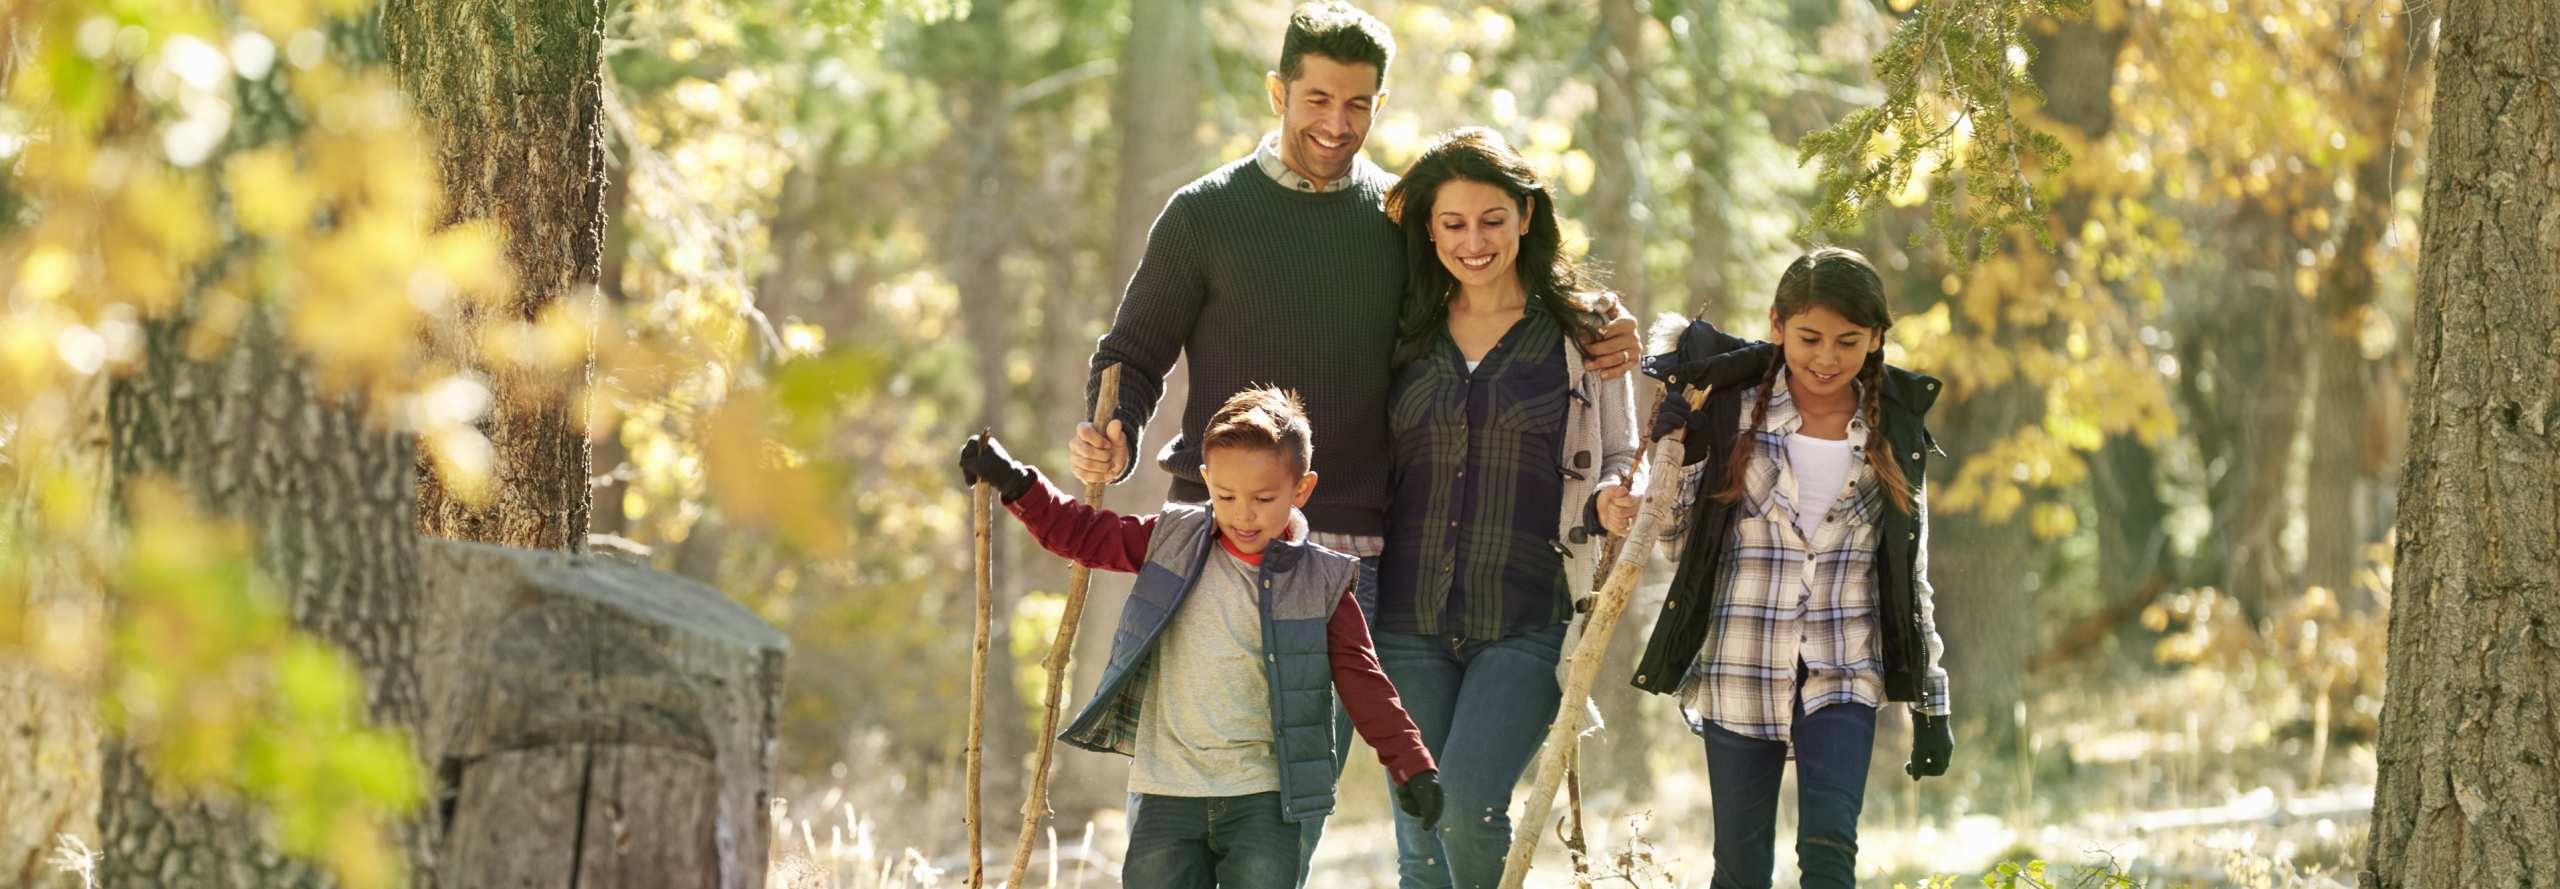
[1088,153,1404,536]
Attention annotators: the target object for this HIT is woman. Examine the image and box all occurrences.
[1632,246,1956,889]
[1372,127,1641,889]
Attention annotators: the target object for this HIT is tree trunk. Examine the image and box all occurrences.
[385,0,609,553]
[1582,0,1650,316]
[2306,14,2424,604]
[2359,2,2560,886]
[1109,0,1205,297]
[2169,197,2312,619]
[1,378,108,887]
[100,306,432,888]
[1066,0,1213,816]
[939,0,1033,838]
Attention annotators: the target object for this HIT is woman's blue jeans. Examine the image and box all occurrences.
[1373,623,1566,889]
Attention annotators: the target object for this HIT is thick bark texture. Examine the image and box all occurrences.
[101,307,431,888]
[385,0,608,552]
[2,379,108,886]
[2360,2,2560,886]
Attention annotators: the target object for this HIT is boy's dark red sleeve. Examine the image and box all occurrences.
[1326,581,1436,783]
[1003,469,1155,573]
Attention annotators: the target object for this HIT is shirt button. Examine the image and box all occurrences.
[1448,520,1458,529]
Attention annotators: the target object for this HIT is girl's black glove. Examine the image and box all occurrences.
[1395,770,1444,831]
[957,432,1036,503]
[1906,711,1953,779]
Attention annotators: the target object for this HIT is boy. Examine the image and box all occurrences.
[959,387,1442,887]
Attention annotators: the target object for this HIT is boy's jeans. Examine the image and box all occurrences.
[1699,697,1878,889]
[1374,623,1567,889]
[1124,792,1306,889]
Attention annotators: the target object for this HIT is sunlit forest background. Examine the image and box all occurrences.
[1,0,2434,886]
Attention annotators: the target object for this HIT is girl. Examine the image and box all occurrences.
[1372,127,1642,889]
[1631,247,1955,889]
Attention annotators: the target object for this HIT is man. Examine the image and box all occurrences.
[1072,0,1641,874]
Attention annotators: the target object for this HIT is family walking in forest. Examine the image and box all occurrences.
[954,3,1956,887]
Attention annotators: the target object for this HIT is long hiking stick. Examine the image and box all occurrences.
[1499,385,1709,889]
[1564,746,1589,879]
[1007,363,1122,886]
[967,472,995,889]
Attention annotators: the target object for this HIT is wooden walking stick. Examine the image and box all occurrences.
[1563,745,1590,879]
[1007,363,1122,886]
[1561,526,1632,882]
[967,465,996,889]
[1499,384,1711,889]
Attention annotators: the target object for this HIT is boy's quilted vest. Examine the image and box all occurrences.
[1058,505,1357,822]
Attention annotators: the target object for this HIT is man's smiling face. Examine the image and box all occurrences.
[1266,54,1383,186]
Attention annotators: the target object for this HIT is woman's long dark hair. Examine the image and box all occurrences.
[1382,127,1601,368]
[1715,246,1916,514]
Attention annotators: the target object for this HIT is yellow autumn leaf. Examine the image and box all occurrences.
[226,147,319,240]
[19,245,77,302]
[2030,501,2079,540]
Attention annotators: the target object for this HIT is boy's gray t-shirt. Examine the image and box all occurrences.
[1127,545,1282,798]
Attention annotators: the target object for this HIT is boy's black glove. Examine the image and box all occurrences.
[1906,711,1953,780]
[1395,770,1443,831]
[957,432,1036,503]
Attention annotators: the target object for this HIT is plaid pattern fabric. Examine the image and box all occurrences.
[1677,371,1950,743]
[1309,531,1385,559]
[1378,300,1574,639]
[1087,655,1155,755]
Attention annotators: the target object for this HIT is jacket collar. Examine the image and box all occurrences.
[1880,364,1943,416]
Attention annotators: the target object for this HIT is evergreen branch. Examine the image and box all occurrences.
[1798,0,2087,264]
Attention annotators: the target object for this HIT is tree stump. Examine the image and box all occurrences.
[417,540,788,889]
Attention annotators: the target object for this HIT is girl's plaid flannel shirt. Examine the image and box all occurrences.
[1670,372,1951,744]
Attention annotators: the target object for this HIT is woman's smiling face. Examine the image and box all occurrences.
[1430,178,1524,292]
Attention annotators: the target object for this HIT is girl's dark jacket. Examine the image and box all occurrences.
[1628,318,1947,703]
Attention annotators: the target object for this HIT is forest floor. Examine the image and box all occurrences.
[770,658,2376,889]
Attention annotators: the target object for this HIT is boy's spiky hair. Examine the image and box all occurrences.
[1202,386,1314,474]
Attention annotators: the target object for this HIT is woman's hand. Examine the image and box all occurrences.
[1576,292,1643,381]
[1596,481,1638,536]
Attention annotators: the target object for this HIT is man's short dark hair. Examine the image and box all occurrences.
[1277,2,1394,88]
